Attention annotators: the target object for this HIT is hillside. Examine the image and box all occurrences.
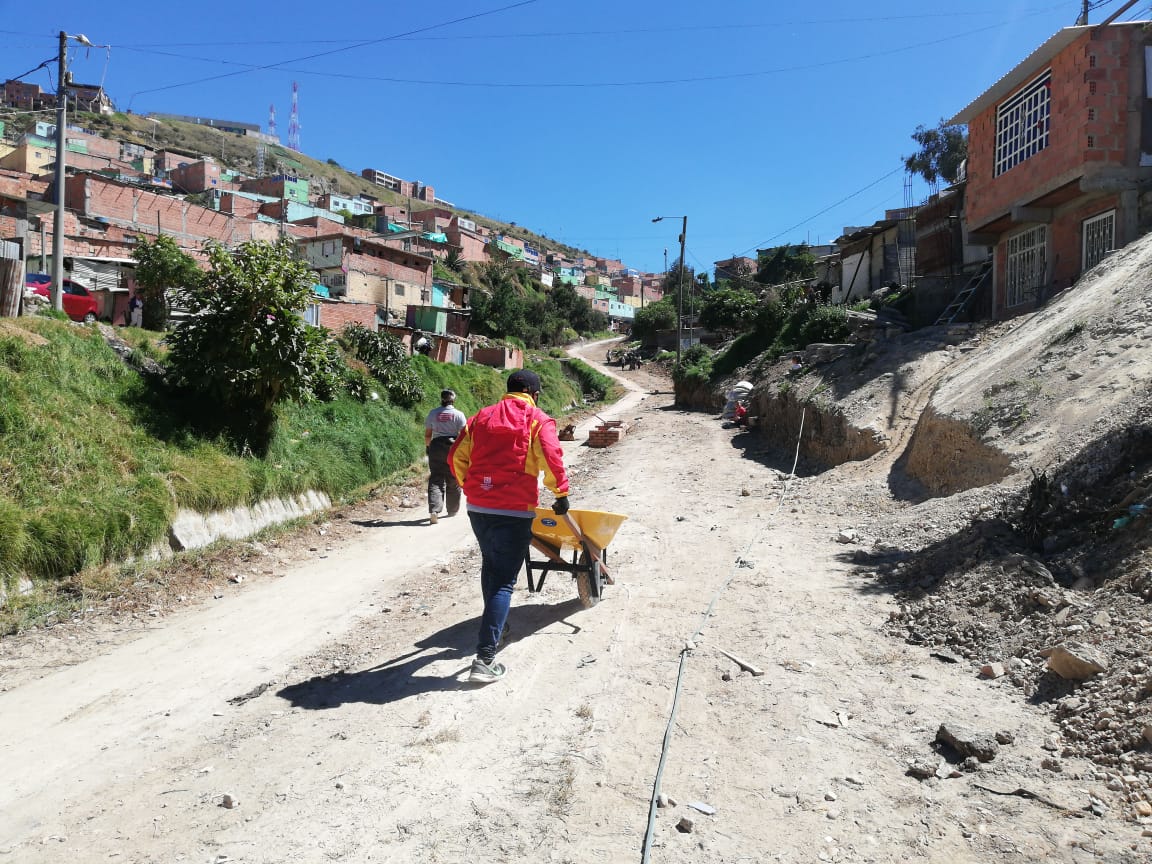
[76,111,591,260]
[699,230,1152,806]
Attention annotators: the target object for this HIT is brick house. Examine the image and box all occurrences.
[63,172,273,261]
[239,175,310,204]
[713,256,758,282]
[950,21,1152,318]
[446,217,488,262]
[297,233,433,322]
[65,82,115,114]
[154,148,204,174]
[2,80,48,110]
[170,159,223,193]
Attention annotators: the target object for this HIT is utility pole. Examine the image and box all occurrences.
[1076,0,1089,25]
[652,217,688,365]
[50,31,68,313]
[676,217,687,366]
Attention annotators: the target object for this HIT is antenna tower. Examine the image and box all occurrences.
[287,82,301,151]
[268,103,277,139]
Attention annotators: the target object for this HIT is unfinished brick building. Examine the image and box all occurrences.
[951,20,1152,317]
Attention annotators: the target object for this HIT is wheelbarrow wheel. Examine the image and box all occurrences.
[576,553,602,608]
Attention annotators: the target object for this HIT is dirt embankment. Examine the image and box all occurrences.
[901,406,1015,496]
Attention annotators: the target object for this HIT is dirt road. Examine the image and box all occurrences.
[1,342,1146,863]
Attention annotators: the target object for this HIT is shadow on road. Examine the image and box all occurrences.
[277,598,585,709]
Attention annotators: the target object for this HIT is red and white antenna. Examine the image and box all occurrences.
[287,82,301,151]
[268,103,277,139]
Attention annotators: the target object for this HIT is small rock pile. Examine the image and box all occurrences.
[872,451,1152,818]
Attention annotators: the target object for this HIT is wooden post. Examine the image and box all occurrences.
[0,239,24,317]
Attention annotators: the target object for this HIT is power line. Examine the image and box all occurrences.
[737,166,905,256]
[8,55,57,83]
[119,13,1067,91]
[126,0,540,106]
[111,11,1039,48]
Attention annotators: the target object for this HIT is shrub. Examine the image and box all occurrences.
[798,304,851,344]
[339,324,424,408]
[673,343,714,387]
[165,238,333,453]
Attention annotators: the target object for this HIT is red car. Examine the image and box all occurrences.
[32,279,99,323]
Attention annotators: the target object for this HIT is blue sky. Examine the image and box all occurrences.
[0,0,1135,275]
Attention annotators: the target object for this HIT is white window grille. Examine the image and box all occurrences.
[995,70,1051,177]
[1082,210,1115,271]
[1005,225,1047,308]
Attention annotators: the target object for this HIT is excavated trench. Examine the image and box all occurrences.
[746,388,886,469]
[710,386,1015,495]
[899,407,1014,497]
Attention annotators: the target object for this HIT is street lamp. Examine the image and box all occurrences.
[652,215,687,366]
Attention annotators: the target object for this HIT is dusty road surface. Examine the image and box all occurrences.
[1,342,1147,863]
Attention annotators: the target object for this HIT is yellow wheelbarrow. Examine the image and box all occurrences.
[526,508,628,607]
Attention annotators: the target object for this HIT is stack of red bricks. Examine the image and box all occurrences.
[587,420,629,448]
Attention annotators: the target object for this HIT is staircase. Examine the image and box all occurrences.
[934,262,992,326]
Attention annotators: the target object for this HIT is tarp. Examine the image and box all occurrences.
[421,232,448,243]
[311,283,330,298]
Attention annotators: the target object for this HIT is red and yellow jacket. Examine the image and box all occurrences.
[448,392,569,514]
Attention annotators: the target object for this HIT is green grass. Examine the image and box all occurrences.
[0,322,615,629]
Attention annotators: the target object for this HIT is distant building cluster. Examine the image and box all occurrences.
[0,83,661,340]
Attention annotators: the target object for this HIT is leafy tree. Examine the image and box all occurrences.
[904,120,968,186]
[469,263,605,346]
[755,244,816,287]
[165,238,333,452]
[632,299,676,343]
[131,234,201,330]
[700,287,758,332]
[548,282,607,335]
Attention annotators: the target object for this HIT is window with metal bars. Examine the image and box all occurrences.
[995,70,1052,177]
[1005,225,1047,307]
[1082,210,1115,270]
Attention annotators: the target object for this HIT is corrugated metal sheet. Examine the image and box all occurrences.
[71,259,123,292]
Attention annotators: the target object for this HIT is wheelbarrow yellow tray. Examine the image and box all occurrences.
[526,508,628,607]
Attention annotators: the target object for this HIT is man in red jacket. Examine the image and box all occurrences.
[449,369,570,683]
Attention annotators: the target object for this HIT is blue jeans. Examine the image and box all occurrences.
[468,512,534,663]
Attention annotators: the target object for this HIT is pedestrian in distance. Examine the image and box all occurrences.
[128,293,144,327]
[448,369,571,684]
[424,389,467,524]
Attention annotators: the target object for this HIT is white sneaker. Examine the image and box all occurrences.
[429,513,438,524]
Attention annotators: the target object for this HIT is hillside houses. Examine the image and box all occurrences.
[0,102,659,338]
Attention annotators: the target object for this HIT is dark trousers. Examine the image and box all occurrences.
[468,512,534,662]
[426,437,460,515]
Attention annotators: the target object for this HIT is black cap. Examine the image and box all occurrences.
[507,369,541,394]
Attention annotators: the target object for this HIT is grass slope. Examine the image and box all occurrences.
[0,320,612,630]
